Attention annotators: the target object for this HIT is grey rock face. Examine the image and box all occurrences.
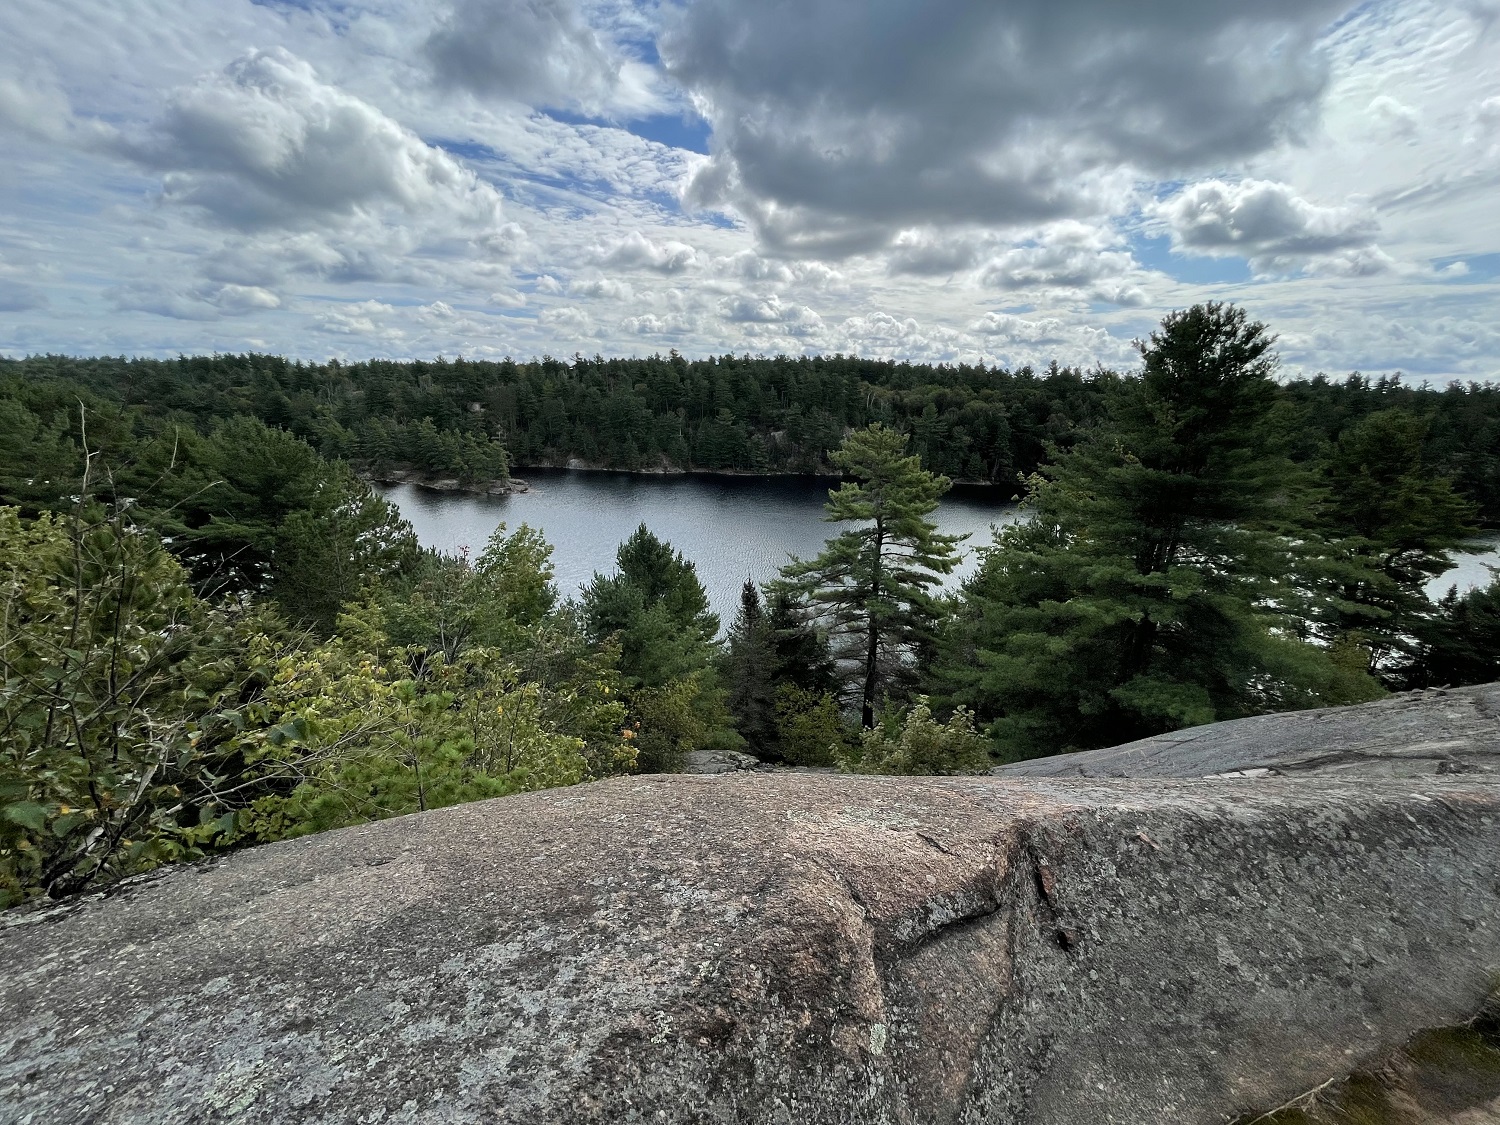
[682,746,764,774]
[5,760,1500,1124]
[994,683,1500,780]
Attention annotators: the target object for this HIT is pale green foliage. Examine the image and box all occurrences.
[382,522,558,661]
[243,607,633,839]
[840,700,992,775]
[0,506,261,905]
[1,503,638,902]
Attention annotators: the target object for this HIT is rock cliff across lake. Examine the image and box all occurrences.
[4,689,1500,1125]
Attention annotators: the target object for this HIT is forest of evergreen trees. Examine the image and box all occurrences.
[5,346,1500,519]
[3,303,1499,907]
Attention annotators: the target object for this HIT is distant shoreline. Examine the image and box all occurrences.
[513,459,1011,491]
[366,460,1013,497]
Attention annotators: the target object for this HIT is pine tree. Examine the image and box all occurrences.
[765,587,837,695]
[936,303,1381,760]
[1413,576,1500,688]
[777,424,964,728]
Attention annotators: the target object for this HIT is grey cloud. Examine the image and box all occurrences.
[663,0,1354,255]
[199,233,445,289]
[0,75,76,142]
[717,293,824,338]
[622,311,701,336]
[971,312,1109,347]
[829,312,968,361]
[538,304,599,336]
[1476,95,1500,134]
[1367,95,1421,138]
[887,231,983,276]
[978,222,1144,303]
[1301,246,1397,277]
[0,70,118,150]
[711,251,847,290]
[424,0,621,112]
[720,293,788,322]
[108,280,281,321]
[1157,179,1378,262]
[570,274,633,300]
[315,300,405,339]
[0,280,49,312]
[126,49,505,231]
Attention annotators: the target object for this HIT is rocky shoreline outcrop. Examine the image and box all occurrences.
[3,688,1499,1124]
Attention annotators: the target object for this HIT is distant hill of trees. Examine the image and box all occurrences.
[5,350,1499,519]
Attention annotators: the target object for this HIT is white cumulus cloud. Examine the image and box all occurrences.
[126,49,507,233]
[1155,179,1380,270]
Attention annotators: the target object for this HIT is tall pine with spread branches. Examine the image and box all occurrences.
[777,424,963,728]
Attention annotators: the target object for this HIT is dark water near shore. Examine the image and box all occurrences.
[377,470,1023,625]
[376,470,1499,627]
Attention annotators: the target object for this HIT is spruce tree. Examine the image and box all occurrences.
[1311,408,1476,684]
[580,523,718,688]
[777,424,964,728]
[722,581,778,754]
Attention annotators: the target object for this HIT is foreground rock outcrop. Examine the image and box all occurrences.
[4,693,1500,1124]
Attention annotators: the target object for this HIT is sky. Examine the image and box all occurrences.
[0,0,1497,380]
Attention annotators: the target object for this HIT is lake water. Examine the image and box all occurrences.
[377,470,1023,626]
[377,470,1498,626]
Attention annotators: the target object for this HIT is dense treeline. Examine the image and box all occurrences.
[4,349,1500,519]
[3,305,1499,908]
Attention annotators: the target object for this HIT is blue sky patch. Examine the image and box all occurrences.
[1131,235,1253,285]
[1433,253,1500,282]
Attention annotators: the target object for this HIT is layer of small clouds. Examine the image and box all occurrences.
[109,280,283,321]
[979,222,1148,306]
[0,280,49,313]
[597,230,699,274]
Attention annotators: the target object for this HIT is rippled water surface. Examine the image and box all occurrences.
[377,470,1498,626]
[378,470,1023,625]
